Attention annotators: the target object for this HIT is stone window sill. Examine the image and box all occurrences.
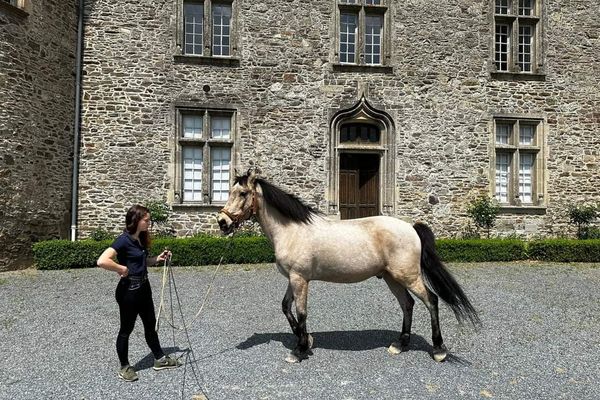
[498,206,547,215]
[0,2,29,18]
[172,203,225,211]
[332,63,393,74]
[174,55,241,67]
[491,72,546,82]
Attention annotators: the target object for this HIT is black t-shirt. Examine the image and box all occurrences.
[110,233,148,276]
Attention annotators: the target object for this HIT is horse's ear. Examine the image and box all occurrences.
[247,166,262,187]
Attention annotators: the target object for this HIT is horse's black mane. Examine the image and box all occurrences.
[235,175,321,224]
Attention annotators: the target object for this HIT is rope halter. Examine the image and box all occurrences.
[219,191,258,227]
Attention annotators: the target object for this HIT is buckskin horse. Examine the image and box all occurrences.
[217,168,479,363]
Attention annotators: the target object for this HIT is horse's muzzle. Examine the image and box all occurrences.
[216,213,234,234]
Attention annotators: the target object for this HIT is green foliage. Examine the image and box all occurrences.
[466,196,500,238]
[33,240,111,270]
[89,228,116,241]
[145,200,171,226]
[145,200,174,237]
[584,227,600,239]
[437,239,527,262]
[528,239,600,262]
[151,236,274,265]
[568,204,598,239]
[33,236,274,270]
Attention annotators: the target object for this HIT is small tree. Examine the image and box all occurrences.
[145,200,172,236]
[466,196,500,238]
[89,228,115,241]
[568,204,598,239]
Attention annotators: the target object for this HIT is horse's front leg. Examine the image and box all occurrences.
[282,283,299,335]
[285,274,313,363]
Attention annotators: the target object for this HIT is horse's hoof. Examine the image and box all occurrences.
[285,350,309,363]
[285,353,301,363]
[432,345,448,362]
[388,342,403,355]
[308,334,314,349]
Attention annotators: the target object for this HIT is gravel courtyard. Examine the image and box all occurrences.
[0,263,599,400]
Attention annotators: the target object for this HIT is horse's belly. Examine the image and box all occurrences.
[313,267,377,283]
[311,251,384,283]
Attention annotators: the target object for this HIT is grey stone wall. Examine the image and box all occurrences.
[78,0,600,239]
[0,1,77,270]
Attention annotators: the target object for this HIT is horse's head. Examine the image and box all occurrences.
[216,167,261,234]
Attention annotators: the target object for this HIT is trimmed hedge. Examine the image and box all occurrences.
[33,236,275,270]
[528,239,600,262]
[436,239,527,262]
[150,236,274,266]
[33,240,112,270]
[33,236,600,270]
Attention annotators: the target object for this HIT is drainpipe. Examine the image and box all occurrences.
[70,0,84,241]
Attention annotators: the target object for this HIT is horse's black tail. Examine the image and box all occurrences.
[414,222,480,327]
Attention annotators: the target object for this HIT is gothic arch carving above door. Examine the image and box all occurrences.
[327,95,396,217]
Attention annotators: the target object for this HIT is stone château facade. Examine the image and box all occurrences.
[1,0,599,270]
[1,0,77,270]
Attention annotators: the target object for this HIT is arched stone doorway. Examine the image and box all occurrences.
[327,96,396,219]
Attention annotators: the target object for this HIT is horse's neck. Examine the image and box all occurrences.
[255,199,297,247]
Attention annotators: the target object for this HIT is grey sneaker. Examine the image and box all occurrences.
[118,365,138,382]
[153,355,180,371]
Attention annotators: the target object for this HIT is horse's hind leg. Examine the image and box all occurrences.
[406,278,447,362]
[285,274,313,363]
[382,273,414,354]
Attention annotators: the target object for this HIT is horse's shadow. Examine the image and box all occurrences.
[237,329,429,352]
[236,330,470,365]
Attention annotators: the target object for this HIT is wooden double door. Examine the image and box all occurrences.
[339,153,380,220]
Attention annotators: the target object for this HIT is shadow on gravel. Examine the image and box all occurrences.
[132,346,183,371]
[237,329,434,354]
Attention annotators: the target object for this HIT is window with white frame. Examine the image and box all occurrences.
[493,118,544,206]
[1,0,28,10]
[182,0,233,57]
[493,0,542,74]
[177,110,234,203]
[337,0,387,66]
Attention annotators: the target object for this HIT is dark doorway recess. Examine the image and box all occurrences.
[339,153,380,220]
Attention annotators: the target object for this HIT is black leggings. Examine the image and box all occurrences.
[115,279,165,366]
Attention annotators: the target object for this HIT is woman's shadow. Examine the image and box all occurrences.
[236,329,470,364]
[132,346,183,371]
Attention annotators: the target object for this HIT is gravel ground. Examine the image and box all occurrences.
[0,262,599,400]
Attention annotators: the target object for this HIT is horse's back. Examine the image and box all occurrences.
[278,215,421,282]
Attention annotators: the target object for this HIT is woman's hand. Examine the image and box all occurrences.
[97,247,128,278]
[156,249,172,263]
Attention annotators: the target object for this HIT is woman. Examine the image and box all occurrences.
[97,204,179,382]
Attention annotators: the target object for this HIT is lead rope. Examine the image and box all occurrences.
[154,236,235,400]
[155,256,170,331]
[155,249,226,331]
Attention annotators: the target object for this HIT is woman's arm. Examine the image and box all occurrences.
[147,249,172,267]
[97,247,129,277]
